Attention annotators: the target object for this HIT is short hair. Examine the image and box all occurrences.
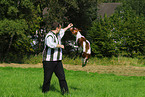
[51,22,60,30]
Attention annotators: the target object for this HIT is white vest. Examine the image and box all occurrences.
[43,29,64,61]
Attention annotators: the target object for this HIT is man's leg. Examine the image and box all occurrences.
[54,61,69,94]
[42,61,55,93]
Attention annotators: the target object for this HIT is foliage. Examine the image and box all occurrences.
[0,0,34,20]
[123,0,145,16]
[0,19,33,62]
[89,15,118,57]
[0,0,100,62]
[0,0,35,62]
[65,0,98,31]
[22,54,42,64]
[0,67,145,97]
[103,0,123,3]
[113,0,145,57]
[88,0,145,57]
[1,0,145,62]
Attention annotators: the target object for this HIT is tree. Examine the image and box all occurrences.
[31,0,100,55]
[65,0,98,34]
[88,0,145,57]
[103,0,123,3]
[115,0,145,57]
[88,14,118,57]
[0,0,35,62]
[123,0,145,16]
[0,0,101,62]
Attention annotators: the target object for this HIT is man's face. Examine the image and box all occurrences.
[56,24,61,34]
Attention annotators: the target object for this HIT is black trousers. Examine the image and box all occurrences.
[42,61,68,94]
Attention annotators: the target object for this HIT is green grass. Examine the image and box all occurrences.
[63,56,145,67]
[88,56,145,66]
[0,67,145,97]
[22,54,145,67]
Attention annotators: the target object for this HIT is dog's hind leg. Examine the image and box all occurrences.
[82,57,88,67]
[83,41,86,53]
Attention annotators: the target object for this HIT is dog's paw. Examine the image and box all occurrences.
[82,63,86,67]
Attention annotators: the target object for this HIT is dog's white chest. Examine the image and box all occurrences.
[76,31,83,42]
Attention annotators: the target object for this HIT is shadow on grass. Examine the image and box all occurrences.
[39,84,60,93]
[69,86,81,91]
[39,84,81,94]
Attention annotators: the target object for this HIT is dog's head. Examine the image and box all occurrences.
[70,27,81,35]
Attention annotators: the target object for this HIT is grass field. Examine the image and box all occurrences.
[23,54,145,67]
[0,67,145,97]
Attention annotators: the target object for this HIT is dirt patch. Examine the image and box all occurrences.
[0,63,43,68]
[0,63,145,76]
[64,64,145,76]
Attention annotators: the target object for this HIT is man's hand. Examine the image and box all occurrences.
[63,23,73,32]
[67,23,73,28]
[57,44,64,49]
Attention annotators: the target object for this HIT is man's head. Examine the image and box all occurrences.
[51,22,61,34]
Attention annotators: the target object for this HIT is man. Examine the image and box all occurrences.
[42,22,73,94]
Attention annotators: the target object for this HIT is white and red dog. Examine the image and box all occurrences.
[70,27,91,67]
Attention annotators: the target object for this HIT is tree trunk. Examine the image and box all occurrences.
[2,34,14,62]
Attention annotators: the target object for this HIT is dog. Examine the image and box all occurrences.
[70,27,91,67]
